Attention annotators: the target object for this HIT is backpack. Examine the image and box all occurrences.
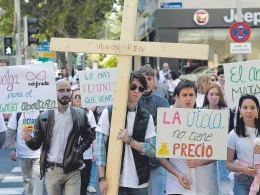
[38,108,84,130]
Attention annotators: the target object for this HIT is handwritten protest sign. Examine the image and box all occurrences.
[79,68,116,107]
[224,60,260,108]
[0,63,57,113]
[156,108,228,160]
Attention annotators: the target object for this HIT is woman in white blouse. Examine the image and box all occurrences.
[202,84,233,195]
[226,94,260,195]
[195,75,211,108]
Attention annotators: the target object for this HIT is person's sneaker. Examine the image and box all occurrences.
[87,186,97,193]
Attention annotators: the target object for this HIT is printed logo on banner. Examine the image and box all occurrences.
[156,108,228,160]
[79,68,116,107]
[194,10,209,26]
[0,63,57,113]
[224,60,260,109]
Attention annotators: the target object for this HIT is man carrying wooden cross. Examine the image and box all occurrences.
[96,72,157,195]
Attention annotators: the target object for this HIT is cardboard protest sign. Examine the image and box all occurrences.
[79,68,116,107]
[0,63,57,113]
[156,108,228,160]
[224,60,260,109]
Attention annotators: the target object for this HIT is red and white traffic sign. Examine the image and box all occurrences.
[230,22,251,43]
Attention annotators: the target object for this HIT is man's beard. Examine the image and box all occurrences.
[57,96,71,105]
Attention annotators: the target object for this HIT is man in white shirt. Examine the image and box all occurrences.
[96,72,157,195]
[0,114,6,149]
[22,79,94,195]
[5,111,43,195]
[159,62,170,84]
[159,79,216,195]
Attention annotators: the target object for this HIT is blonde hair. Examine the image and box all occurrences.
[195,75,211,94]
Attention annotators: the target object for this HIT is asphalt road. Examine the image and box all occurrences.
[0,149,101,195]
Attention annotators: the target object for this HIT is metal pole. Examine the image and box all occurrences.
[236,0,243,62]
[14,0,22,65]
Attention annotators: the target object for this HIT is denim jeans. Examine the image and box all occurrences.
[118,187,148,195]
[234,174,260,195]
[147,166,166,195]
[88,160,97,187]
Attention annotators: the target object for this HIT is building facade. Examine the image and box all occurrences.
[135,0,260,74]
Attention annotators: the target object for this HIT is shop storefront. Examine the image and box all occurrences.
[150,8,260,73]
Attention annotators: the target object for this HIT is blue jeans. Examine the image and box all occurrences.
[119,187,148,195]
[234,174,260,195]
[147,166,166,195]
[88,160,97,187]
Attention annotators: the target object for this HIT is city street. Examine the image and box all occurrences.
[0,149,101,195]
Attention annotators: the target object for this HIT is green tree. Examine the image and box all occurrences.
[0,0,120,67]
[101,55,118,68]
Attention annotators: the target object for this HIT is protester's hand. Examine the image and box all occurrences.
[117,129,129,143]
[99,180,108,195]
[176,173,192,190]
[21,128,32,142]
[92,152,96,162]
[243,166,256,176]
[254,145,260,154]
[9,151,16,161]
[186,159,200,168]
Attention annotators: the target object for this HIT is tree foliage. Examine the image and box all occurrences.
[0,0,120,40]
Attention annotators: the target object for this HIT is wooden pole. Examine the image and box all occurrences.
[105,0,138,194]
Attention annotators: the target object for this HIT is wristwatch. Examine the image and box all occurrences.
[99,176,106,182]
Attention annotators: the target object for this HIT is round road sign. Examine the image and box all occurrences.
[230,22,251,43]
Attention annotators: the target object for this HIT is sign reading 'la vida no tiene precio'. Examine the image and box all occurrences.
[79,68,116,107]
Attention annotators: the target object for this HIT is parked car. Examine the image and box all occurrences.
[180,65,223,82]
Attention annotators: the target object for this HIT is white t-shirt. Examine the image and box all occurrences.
[196,93,205,108]
[96,108,156,188]
[166,159,212,195]
[0,114,6,132]
[8,111,41,158]
[166,78,181,93]
[83,110,97,160]
[228,127,260,165]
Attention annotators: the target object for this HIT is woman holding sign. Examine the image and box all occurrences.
[202,84,233,195]
[71,88,97,195]
[226,95,260,195]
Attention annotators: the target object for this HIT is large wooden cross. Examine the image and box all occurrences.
[50,0,209,194]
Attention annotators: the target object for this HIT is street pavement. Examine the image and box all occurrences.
[0,149,101,195]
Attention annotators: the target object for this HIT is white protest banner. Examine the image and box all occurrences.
[0,63,57,113]
[224,60,260,109]
[156,108,228,160]
[79,68,116,107]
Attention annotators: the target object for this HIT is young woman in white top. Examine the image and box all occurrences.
[195,75,211,108]
[166,70,181,105]
[226,94,260,195]
[202,84,233,195]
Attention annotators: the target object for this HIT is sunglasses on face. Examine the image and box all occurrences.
[130,84,145,93]
[73,95,81,99]
[57,89,72,93]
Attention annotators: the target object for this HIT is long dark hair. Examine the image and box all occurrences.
[235,94,260,137]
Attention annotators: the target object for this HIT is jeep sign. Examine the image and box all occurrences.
[224,9,260,25]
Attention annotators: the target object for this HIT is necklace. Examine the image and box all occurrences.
[246,127,258,138]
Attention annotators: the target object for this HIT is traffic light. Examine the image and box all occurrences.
[23,16,39,47]
[3,37,13,55]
